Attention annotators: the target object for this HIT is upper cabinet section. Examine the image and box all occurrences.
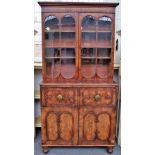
[39,2,119,82]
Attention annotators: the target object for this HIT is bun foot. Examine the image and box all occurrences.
[42,146,49,154]
[107,146,113,154]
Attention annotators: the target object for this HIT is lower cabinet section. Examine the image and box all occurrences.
[40,83,118,148]
[41,107,78,145]
[41,106,116,146]
[79,106,116,145]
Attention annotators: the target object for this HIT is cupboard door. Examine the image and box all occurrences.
[41,107,78,145]
[79,106,116,145]
[43,13,78,81]
[79,13,114,81]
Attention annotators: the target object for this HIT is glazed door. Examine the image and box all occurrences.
[43,13,78,81]
[79,13,114,81]
[79,106,116,145]
[41,107,78,145]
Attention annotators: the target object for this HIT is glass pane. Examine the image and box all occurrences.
[82,58,96,65]
[97,32,112,46]
[45,16,59,31]
[97,59,110,65]
[81,48,96,57]
[97,48,111,57]
[96,59,110,78]
[61,15,75,47]
[61,32,75,41]
[98,16,112,30]
[82,32,96,41]
[45,48,60,58]
[62,15,75,26]
[81,58,96,78]
[98,32,111,41]
[45,32,59,40]
[82,15,96,30]
[46,58,61,78]
[61,48,75,57]
[61,58,76,79]
[44,16,59,47]
[61,15,75,31]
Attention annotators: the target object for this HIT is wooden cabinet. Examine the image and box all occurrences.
[39,2,119,154]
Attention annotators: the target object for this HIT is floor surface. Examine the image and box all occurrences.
[34,129,121,155]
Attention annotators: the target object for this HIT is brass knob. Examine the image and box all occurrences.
[57,94,62,102]
[95,94,100,101]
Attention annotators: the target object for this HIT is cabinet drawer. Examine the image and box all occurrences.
[80,87,117,106]
[41,87,78,106]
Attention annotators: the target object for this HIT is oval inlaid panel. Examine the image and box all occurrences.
[81,65,96,79]
[97,113,110,140]
[52,64,61,78]
[47,112,58,141]
[59,113,73,141]
[84,113,96,141]
[96,65,108,78]
[61,64,76,79]
[46,61,61,78]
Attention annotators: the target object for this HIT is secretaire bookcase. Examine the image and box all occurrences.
[38,2,119,154]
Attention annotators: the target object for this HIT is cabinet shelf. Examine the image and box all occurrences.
[44,29,75,33]
[45,27,75,33]
[81,57,96,59]
[97,57,111,59]
[82,30,112,33]
[45,41,75,48]
[45,57,75,59]
[34,62,120,70]
[82,57,111,59]
[81,41,112,48]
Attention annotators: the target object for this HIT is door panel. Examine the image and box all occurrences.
[83,113,96,141]
[79,106,116,145]
[97,113,110,141]
[47,112,58,141]
[41,107,78,145]
[79,13,114,81]
[59,113,73,141]
[42,13,78,81]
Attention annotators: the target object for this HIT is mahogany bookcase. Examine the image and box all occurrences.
[38,2,119,154]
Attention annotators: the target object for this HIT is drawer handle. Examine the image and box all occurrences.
[95,95,100,101]
[57,94,62,102]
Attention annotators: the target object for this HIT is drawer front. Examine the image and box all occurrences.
[41,87,78,106]
[80,87,117,106]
